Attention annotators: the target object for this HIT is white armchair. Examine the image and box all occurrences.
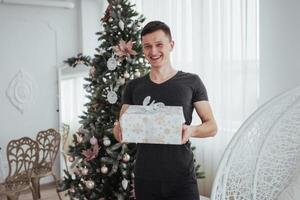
[210,85,300,200]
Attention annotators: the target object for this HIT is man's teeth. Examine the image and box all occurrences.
[151,56,161,60]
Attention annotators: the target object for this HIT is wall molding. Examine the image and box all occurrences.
[6,70,36,114]
[0,0,75,9]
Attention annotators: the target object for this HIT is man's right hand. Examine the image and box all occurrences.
[113,120,122,142]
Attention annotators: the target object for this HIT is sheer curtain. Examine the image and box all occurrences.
[60,73,88,137]
[131,0,259,196]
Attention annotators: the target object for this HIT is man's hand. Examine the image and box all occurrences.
[182,124,192,144]
[113,121,122,142]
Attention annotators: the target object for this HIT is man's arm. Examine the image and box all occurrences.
[113,104,129,142]
[182,101,217,144]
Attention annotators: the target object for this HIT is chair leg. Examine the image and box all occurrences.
[6,193,18,200]
[29,185,38,200]
[31,177,40,199]
[51,173,62,200]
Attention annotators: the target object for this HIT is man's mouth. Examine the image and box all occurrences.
[150,55,162,61]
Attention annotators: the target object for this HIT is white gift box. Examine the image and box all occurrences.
[120,104,184,145]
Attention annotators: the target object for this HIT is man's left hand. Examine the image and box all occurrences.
[182,124,192,144]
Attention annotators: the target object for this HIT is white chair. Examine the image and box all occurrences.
[210,85,300,200]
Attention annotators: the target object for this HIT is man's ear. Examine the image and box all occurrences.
[170,41,175,51]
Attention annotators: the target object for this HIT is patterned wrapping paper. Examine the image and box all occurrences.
[120,105,185,145]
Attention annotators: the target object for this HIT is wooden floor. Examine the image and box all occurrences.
[0,182,67,200]
[0,183,210,200]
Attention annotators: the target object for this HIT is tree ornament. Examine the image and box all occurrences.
[124,71,130,79]
[117,77,125,86]
[89,66,96,77]
[123,153,130,162]
[90,136,98,145]
[69,188,75,193]
[107,55,118,71]
[85,85,92,93]
[107,89,118,104]
[72,167,80,175]
[82,144,99,161]
[113,39,137,58]
[85,180,95,189]
[68,156,74,162]
[134,70,141,77]
[118,20,125,31]
[75,133,83,143]
[81,167,89,176]
[101,4,112,22]
[103,136,111,146]
[101,165,108,174]
[121,179,128,190]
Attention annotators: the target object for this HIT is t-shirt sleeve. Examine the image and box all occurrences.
[122,80,134,105]
[192,75,208,103]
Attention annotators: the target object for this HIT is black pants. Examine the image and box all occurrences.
[134,177,200,200]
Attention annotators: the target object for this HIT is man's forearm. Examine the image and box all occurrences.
[190,120,217,138]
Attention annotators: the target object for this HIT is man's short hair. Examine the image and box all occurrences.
[141,21,172,41]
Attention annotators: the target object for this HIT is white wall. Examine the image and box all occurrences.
[0,0,80,182]
[80,0,106,57]
[260,0,300,105]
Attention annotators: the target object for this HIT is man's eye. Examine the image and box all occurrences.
[157,44,163,47]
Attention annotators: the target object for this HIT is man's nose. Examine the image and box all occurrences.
[150,46,158,54]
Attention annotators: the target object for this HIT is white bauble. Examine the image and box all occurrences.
[81,168,89,176]
[117,78,126,86]
[124,71,130,79]
[107,57,118,71]
[68,156,74,162]
[123,153,130,162]
[85,180,95,189]
[103,136,111,146]
[107,90,118,104]
[121,179,128,190]
[134,71,141,77]
[118,20,125,31]
[101,165,108,174]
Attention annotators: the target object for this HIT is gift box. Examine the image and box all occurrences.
[120,103,184,145]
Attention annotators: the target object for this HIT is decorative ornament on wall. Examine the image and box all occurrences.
[6,70,35,114]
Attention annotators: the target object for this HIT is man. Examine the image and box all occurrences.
[113,21,217,200]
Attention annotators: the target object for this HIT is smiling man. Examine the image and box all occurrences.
[113,21,217,200]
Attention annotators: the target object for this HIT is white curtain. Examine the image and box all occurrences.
[131,0,259,196]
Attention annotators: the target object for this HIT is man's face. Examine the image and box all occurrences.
[142,30,174,69]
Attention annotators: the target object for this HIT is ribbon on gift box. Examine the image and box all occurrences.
[126,96,166,114]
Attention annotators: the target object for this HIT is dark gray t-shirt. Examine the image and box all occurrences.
[122,71,208,180]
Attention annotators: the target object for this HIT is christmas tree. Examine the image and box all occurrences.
[59,0,147,199]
